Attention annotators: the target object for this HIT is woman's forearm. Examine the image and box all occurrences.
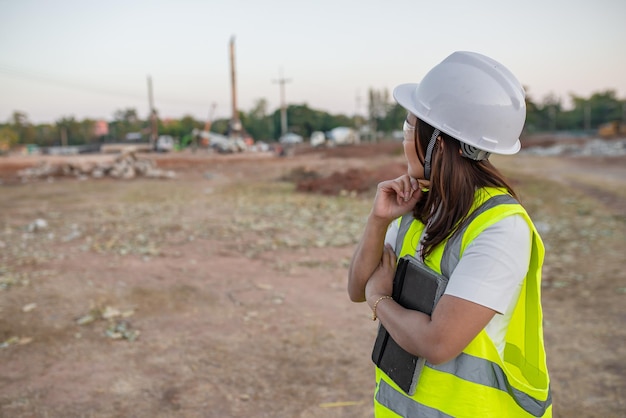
[371,298,436,360]
[347,214,391,302]
[373,294,497,365]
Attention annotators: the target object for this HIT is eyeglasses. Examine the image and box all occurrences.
[402,114,439,180]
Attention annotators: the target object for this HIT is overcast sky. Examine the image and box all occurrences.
[1,0,625,124]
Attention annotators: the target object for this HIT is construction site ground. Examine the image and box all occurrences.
[0,139,624,417]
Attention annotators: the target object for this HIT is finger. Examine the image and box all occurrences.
[396,191,405,206]
[382,180,405,206]
[379,179,405,202]
[401,175,423,203]
[395,177,410,197]
[393,175,414,201]
[400,177,413,202]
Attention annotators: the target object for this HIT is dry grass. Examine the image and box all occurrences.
[1,146,624,417]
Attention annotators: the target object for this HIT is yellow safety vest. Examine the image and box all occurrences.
[374,187,552,417]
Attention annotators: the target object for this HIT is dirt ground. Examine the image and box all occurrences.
[0,140,624,417]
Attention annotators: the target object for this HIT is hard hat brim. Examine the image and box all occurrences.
[393,83,420,119]
[393,82,522,155]
[393,82,448,141]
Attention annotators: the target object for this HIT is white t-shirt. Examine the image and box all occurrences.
[384,214,531,356]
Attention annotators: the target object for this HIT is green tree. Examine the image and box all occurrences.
[265,104,353,140]
[368,88,392,140]
[570,90,623,130]
[55,117,96,146]
[34,124,57,147]
[285,104,319,137]
[242,99,274,140]
[539,94,563,132]
[523,87,540,134]
[9,111,36,144]
[379,103,406,133]
[110,108,143,140]
[158,119,181,138]
[0,125,19,152]
[180,115,202,134]
[211,118,230,136]
[55,116,83,146]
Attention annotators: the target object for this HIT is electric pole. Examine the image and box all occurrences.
[147,75,158,149]
[229,36,241,137]
[584,102,591,131]
[355,90,362,133]
[61,126,68,147]
[273,69,291,137]
[549,105,556,132]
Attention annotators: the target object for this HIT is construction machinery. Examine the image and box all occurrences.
[190,129,246,153]
[598,121,626,138]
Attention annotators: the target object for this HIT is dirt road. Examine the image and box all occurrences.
[1,142,624,417]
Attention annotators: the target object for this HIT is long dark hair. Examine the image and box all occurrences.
[413,119,519,260]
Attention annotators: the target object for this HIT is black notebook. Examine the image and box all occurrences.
[371,254,449,395]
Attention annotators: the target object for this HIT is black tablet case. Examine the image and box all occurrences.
[371,254,448,395]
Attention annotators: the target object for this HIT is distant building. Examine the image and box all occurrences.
[93,120,109,137]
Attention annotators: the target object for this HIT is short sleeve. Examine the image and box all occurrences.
[384,218,400,252]
[444,214,531,314]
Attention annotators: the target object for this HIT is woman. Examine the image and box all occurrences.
[348,51,551,417]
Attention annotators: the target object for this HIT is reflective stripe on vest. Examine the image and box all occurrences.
[378,189,551,417]
[377,379,454,418]
[376,352,552,417]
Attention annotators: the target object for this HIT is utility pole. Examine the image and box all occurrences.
[229,36,241,137]
[549,105,556,132]
[273,68,291,137]
[584,102,591,131]
[355,90,362,134]
[61,126,68,147]
[147,75,158,149]
[204,102,217,132]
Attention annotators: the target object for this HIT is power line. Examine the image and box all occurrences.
[0,64,145,101]
[0,63,215,109]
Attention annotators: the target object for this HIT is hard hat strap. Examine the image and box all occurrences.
[423,129,440,180]
[460,142,491,161]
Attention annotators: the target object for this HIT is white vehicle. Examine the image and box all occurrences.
[279,132,303,144]
[310,131,326,147]
[327,127,359,145]
[191,129,245,153]
[156,135,175,152]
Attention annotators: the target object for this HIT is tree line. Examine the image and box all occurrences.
[1,89,624,150]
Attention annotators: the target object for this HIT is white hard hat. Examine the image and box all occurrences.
[393,51,526,155]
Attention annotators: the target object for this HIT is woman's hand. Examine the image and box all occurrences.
[366,244,397,307]
[371,175,427,222]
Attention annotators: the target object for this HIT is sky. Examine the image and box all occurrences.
[1,0,625,125]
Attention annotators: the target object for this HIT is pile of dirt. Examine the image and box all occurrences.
[298,141,403,159]
[277,141,407,196]
[293,162,407,196]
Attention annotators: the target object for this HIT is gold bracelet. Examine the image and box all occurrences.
[371,295,393,321]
